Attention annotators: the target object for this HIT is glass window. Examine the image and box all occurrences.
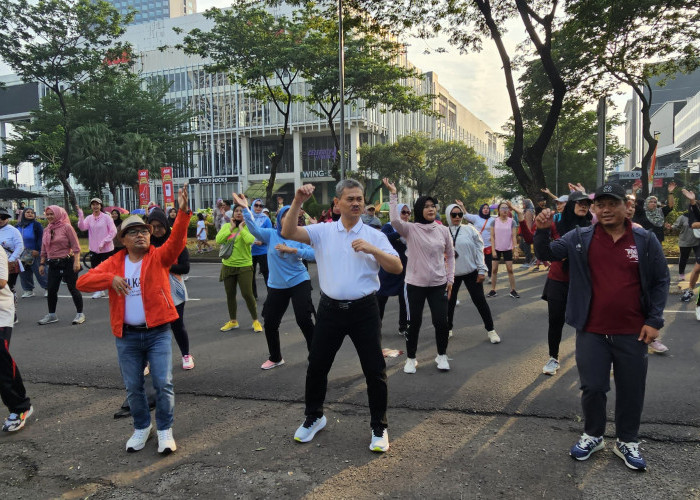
[301,135,349,175]
[249,138,294,175]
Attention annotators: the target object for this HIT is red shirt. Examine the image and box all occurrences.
[584,221,645,335]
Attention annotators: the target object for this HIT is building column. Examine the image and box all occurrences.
[0,122,7,179]
[293,130,302,190]
[240,136,250,190]
[350,125,360,172]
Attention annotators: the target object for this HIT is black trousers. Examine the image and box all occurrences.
[90,250,113,269]
[447,271,494,332]
[251,254,269,299]
[377,292,408,332]
[262,280,315,362]
[305,294,387,429]
[678,245,700,275]
[171,302,190,357]
[0,331,31,415]
[484,251,493,278]
[543,278,568,359]
[46,258,83,315]
[576,331,648,442]
[406,283,449,359]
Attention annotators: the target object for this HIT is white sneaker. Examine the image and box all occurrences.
[126,424,152,452]
[91,291,102,299]
[696,306,700,321]
[369,427,390,452]
[44,290,48,297]
[435,354,450,371]
[487,330,501,344]
[294,415,327,443]
[72,313,86,325]
[455,300,461,306]
[37,314,58,325]
[182,355,195,370]
[157,428,177,454]
[448,329,453,338]
[542,357,560,375]
[404,358,417,374]
[21,290,35,298]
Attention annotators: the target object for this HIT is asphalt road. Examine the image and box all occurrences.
[2,262,699,499]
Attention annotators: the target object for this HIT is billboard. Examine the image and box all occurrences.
[161,167,174,208]
[138,170,150,209]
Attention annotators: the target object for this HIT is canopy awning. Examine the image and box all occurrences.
[244,182,286,202]
[0,188,46,200]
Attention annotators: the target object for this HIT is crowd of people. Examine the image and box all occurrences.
[0,178,692,471]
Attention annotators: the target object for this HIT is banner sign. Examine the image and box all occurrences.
[187,176,239,184]
[161,166,174,208]
[138,170,150,209]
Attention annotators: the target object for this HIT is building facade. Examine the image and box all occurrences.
[106,0,196,25]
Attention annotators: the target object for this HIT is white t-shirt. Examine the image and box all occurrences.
[0,248,14,328]
[123,258,146,326]
[197,220,207,240]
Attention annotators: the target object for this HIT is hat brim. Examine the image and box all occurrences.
[593,193,625,201]
[119,223,153,238]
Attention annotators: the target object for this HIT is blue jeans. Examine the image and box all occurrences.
[115,325,174,431]
[19,258,47,291]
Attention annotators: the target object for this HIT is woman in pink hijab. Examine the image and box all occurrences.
[37,205,84,326]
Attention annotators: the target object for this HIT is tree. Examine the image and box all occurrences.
[357,134,495,208]
[70,124,116,197]
[0,0,132,211]
[177,4,305,205]
[562,0,700,198]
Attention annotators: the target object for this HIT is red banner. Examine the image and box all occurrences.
[138,170,150,209]
[161,166,174,208]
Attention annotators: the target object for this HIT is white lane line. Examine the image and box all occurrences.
[664,310,696,314]
[55,295,203,301]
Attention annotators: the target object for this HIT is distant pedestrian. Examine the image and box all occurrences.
[488,202,519,298]
[534,182,669,471]
[76,198,117,299]
[464,203,495,278]
[76,185,191,455]
[167,208,177,227]
[17,208,48,298]
[672,211,699,282]
[111,209,125,251]
[281,180,401,453]
[377,203,409,338]
[0,207,24,307]
[195,213,211,253]
[249,199,272,300]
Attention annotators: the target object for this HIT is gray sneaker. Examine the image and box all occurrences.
[72,313,86,325]
[542,357,560,375]
[38,314,58,325]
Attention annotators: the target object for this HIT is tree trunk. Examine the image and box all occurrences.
[55,87,79,212]
[637,84,654,199]
[58,171,77,213]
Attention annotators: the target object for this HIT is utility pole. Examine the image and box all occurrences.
[596,97,606,187]
[338,0,346,181]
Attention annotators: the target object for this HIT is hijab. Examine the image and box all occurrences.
[276,205,291,238]
[329,200,340,222]
[41,205,72,250]
[445,203,462,227]
[251,199,268,226]
[17,208,36,228]
[555,198,592,236]
[111,210,123,229]
[644,197,665,227]
[413,195,438,225]
[146,208,171,247]
[478,203,491,220]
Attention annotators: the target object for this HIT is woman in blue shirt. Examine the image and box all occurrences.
[17,208,47,297]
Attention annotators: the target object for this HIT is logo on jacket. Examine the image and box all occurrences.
[625,245,638,262]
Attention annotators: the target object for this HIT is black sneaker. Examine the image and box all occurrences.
[681,289,693,302]
[487,290,497,298]
[509,290,520,299]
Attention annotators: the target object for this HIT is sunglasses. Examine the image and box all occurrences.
[400,210,411,215]
[253,204,263,208]
[451,212,464,218]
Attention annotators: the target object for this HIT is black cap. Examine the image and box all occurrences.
[569,191,591,203]
[593,183,626,201]
[0,207,11,219]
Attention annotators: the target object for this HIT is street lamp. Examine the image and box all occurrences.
[338,0,346,181]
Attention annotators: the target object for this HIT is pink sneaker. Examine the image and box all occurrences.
[648,340,669,354]
[182,355,195,370]
[261,359,285,370]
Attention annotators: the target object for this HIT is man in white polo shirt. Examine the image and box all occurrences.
[281,179,402,453]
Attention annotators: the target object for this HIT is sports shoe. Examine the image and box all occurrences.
[696,306,700,321]
[252,319,263,332]
[448,329,453,338]
[370,427,390,452]
[21,290,34,298]
[44,290,49,297]
[679,273,686,281]
[613,440,647,471]
[404,358,417,374]
[220,320,239,331]
[648,340,668,354]
[38,313,58,325]
[294,415,327,443]
[2,406,33,432]
[519,263,530,270]
[157,428,177,454]
[487,330,501,344]
[681,289,693,302]
[182,355,195,370]
[487,290,497,298]
[455,299,461,306]
[542,357,560,375]
[569,433,605,460]
[435,354,450,371]
[126,424,152,452]
[91,291,105,299]
[72,313,86,325]
[261,359,285,370]
[509,289,520,299]
[398,328,408,338]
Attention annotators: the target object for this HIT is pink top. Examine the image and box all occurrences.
[77,209,117,253]
[493,217,515,251]
[41,205,81,260]
[389,194,454,286]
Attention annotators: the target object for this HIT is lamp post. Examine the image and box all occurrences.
[338,0,346,180]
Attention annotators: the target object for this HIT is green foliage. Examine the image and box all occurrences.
[302,194,323,219]
[357,134,496,209]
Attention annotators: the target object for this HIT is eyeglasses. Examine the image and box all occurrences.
[451,212,464,218]
[400,210,411,215]
[125,228,151,237]
[253,204,263,208]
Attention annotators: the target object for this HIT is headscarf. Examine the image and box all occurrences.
[17,208,36,228]
[644,197,665,227]
[111,209,123,229]
[555,197,593,236]
[41,205,72,250]
[445,203,462,227]
[413,195,438,225]
[276,205,291,238]
[478,203,491,220]
[146,208,171,247]
[329,200,340,222]
[251,199,268,226]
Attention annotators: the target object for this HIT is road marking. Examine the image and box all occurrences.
[664,310,696,314]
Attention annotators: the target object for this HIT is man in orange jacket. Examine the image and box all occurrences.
[77,186,190,456]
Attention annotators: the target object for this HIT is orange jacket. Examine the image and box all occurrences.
[77,209,190,337]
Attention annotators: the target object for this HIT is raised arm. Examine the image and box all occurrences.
[384,178,409,237]
[234,192,273,244]
[76,206,88,231]
[280,185,313,244]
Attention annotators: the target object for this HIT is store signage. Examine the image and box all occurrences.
[305,148,336,161]
[138,170,150,208]
[301,170,334,178]
[188,176,239,184]
[161,166,174,208]
[618,169,674,180]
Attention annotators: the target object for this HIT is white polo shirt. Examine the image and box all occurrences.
[305,218,398,300]
[0,248,15,328]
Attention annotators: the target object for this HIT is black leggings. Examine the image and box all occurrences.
[252,254,269,299]
[484,251,493,278]
[406,283,449,358]
[543,278,568,359]
[377,292,408,332]
[171,302,190,357]
[447,270,494,331]
[262,280,315,362]
[0,330,31,414]
[678,246,700,275]
[46,259,83,315]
